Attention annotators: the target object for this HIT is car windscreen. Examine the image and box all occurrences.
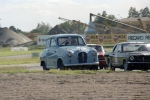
[140,44,150,52]
[123,43,144,52]
[87,45,103,52]
[58,36,85,46]
[146,45,150,51]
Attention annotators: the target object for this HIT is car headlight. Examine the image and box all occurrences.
[92,50,97,56]
[129,56,134,61]
[67,51,73,57]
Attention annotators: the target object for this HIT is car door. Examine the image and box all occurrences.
[111,44,122,67]
[47,38,57,68]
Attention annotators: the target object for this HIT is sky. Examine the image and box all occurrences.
[0,0,150,32]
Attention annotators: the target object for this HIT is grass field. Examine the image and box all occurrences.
[0,46,112,65]
[0,47,43,57]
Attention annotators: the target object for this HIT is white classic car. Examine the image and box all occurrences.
[40,34,99,70]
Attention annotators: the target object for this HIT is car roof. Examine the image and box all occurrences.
[117,42,147,45]
[87,44,102,46]
[49,34,83,38]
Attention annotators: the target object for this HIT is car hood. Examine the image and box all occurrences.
[59,46,94,52]
[129,51,150,56]
[97,52,105,56]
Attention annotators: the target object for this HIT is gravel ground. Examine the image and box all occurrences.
[0,71,150,100]
[0,55,150,100]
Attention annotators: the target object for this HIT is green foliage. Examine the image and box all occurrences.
[30,22,52,34]
[9,26,22,33]
[0,48,42,57]
[0,66,42,74]
[59,22,86,34]
[93,12,117,27]
[0,58,40,65]
[128,7,150,18]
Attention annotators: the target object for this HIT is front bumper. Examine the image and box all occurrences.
[99,60,107,65]
[128,62,150,64]
[64,62,99,66]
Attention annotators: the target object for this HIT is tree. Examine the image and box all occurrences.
[93,13,104,24]
[93,12,117,27]
[9,26,22,33]
[142,7,150,17]
[30,22,52,34]
[9,26,17,32]
[102,11,107,17]
[105,15,117,26]
[128,7,150,18]
[128,7,139,18]
[59,22,85,34]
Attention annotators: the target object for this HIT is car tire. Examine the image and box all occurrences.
[89,65,98,70]
[99,66,103,69]
[123,60,131,71]
[42,62,50,71]
[57,59,64,70]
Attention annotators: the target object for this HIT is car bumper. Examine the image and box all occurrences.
[64,62,99,66]
[128,62,150,64]
[99,60,107,65]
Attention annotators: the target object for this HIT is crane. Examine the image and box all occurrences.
[90,13,147,33]
[58,17,107,33]
[137,17,148,33]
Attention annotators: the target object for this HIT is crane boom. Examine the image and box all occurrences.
[90,13,147,33]
[58,17,106,32]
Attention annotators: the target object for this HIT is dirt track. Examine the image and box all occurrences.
[0,55,150,100]
[0,71,150,100]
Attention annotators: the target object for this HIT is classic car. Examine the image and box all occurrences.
[40,34,99,70]
[104,42,150,71]
[87,44,107,69]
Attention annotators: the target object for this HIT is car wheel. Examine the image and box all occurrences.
[42,62,49,71]
[57,59,64,70]
[107,59,115,70]
[123,60,131,71]
[91,65,98,70]
[88,65,98,70]
[142,66,149,71]
[99,66,103,69]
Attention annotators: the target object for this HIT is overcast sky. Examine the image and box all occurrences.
[0,0,150,32]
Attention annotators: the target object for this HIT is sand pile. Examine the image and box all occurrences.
[0,27,32,46]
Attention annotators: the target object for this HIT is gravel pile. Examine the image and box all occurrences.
[0,27,32,46]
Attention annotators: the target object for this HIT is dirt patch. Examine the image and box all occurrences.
[0,71,150,100]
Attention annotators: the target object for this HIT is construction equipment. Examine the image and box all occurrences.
[58,17,107,33]
[90,13,147,33]
[137,17,148,33]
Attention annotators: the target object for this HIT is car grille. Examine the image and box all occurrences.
[78,52,87,63]
[136,55,150,62]
[98,55,105,60]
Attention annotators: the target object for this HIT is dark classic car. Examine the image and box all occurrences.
[40,34,99,70]
[87,44,107,69]
[105,42,150,71]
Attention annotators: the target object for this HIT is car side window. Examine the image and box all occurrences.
[113,45,121,53]
[118,45,122,52]
[46,39,50,48]
[78,37,85,45]
[113,45,119,52]
[50,38,56,47]
[140,46,147,51]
